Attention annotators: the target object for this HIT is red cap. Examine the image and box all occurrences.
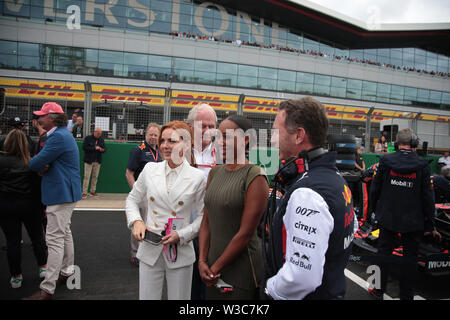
[33,102,64,116]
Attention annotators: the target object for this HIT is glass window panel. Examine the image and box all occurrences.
[0,40,17,54]
[99,50,123,64]
[195,59,216,73]
[347,79,362,90]
[217,62,237,75]
[125,64,148,79]
[98,62,123,77]
[391,49,402,60]
[193,70,216,84]
[259,66,277,79]
[258,77,277,90]
[442,92,450,104]
[296,71,314,84]
[349,49,363,60]
[124,52,148,66]
[238,75,258,88]
[238,65,257,77]
[313,84,330,96]
[151,0,171,11]
[377,83,390,94]
[86,49,98,62]
[18,55,40,70]
[278,80,296,92]
[390,85,404,98]
[362,91,376,102]
[330,86,346,98]
[148,66,171,81]
[296,82,313,94]
[429,91,442,104]
[174,69,195,82]
[314,74,330,86]
[278,69,296,81]
[18,42,39,56]
[362,81,377,93]
[303,37,319,52]
[148,55,171,68]
[331,77,347,88]
[173,57,194,70]
[404,87,417,99]
[0,54,17,68]
[417,89,429,102]
[216,73,237,86]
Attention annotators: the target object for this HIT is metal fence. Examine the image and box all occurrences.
[0,79,448,154]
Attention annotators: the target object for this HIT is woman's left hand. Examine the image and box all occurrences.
[162,231,180,245]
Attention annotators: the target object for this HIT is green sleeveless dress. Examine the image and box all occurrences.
[204,164,267,300]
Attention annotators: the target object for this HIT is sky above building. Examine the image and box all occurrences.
[293,0,450,25]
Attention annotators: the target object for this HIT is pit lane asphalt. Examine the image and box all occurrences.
[1,210,448,300]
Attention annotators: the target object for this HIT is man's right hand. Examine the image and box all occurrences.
[132,220,149,242]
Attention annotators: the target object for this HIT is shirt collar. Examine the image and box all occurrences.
[46,126,57,136]
[165,158,187,175]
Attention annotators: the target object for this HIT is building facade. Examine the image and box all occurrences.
[0,0,449,149]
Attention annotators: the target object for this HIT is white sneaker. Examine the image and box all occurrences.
[39,267,47,279]
[10,275,23,289]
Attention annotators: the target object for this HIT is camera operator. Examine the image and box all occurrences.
[369,128,441,300]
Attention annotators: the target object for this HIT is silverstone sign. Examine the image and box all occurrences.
[3,0,289,45]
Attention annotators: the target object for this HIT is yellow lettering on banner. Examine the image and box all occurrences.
[85,0,118,24]
[127,0,154,28]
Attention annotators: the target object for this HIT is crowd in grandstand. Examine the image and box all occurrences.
[169,31,449,78]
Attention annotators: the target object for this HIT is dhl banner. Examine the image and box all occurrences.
[91,85,165,97]
[171,100,237,111]
[171,91,239,102]
[243,97,281,106]
[91,93,165,105]
[0,78,85,91]
[5,87,85,101]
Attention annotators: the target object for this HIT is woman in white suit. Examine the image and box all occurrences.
[126,120,207,300]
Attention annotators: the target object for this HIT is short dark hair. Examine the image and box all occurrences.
[278,97,329,147]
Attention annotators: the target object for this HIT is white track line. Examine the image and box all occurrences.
[344,268,426,300]
[74,208,125,212]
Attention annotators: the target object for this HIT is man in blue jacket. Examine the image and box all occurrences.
[24,102,82,300]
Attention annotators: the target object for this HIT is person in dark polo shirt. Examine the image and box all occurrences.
[82,127,106,199]
[125,123,162,266]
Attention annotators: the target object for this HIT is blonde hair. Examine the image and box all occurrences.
[2,129,30,165]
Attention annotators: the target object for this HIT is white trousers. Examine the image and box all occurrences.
[40,202,77,294]
[139,254,192,300]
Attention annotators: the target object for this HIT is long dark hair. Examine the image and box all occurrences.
[2,129,30,165]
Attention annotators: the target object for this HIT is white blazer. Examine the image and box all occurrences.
[125,159,206,269]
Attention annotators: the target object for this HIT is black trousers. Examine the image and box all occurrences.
[0,195,47,277]
[191,237,205,300]
[377,228,421,300]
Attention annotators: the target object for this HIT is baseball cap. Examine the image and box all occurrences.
[33,102,64,116]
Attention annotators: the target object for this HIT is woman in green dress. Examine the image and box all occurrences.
[198,115,269,299]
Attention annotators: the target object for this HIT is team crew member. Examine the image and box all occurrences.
[262,97,356,300]
[126,123,163,266]
[369,128,440,300]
